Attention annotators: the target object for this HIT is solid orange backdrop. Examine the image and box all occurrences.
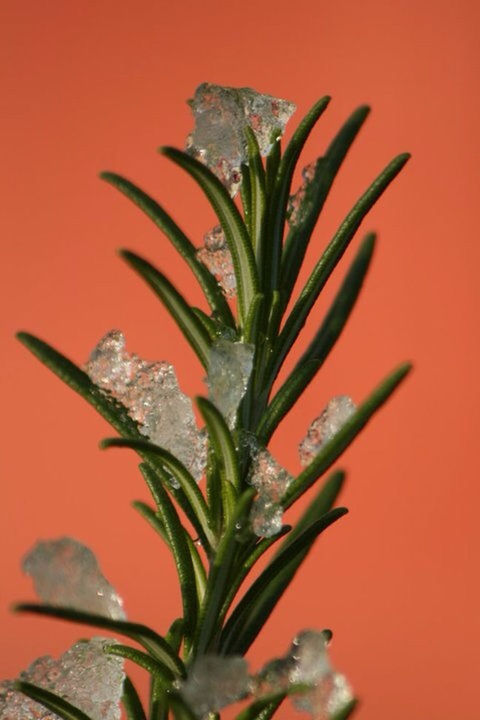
[1,1,479,718]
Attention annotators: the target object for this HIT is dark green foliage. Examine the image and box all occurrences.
[15,93,411,720]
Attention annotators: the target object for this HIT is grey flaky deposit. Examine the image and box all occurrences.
[299,396,356,467]
[0,638,124,720]
[179,655,250,715]
[22,537,126,620]
[186,83,296,195]
[206,338,254,428]
[255,630,353,719]
[248,447,293,538]
[287,160,322,228]
[196,225,236,297]
[85,330,206,481]
[178,632,352,719]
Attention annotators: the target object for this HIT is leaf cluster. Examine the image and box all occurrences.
[14,94,411,720]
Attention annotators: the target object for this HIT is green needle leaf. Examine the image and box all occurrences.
[220,508,347,654]
[120,250,212,368]
[15,681,93,720]
[197,396,241,493]
[13,604,185,677]
[16,332,141,439]
[139,464,199,642]
[280,105,371,305]
[244,293,265,345]
[261,96,331,292]
[283,362,413,508]
[279,469,346,552]
[244,126,267,250]
[258,232,376,442]
[105,644,174,682]
[218,525,291,626]
[240,162,252,228]
[270,152,410,387]
[265,134,282,198]
[192,307,220,340]
[100,172,234,327]
[100,437,216,552]
[160,146,259,325]
[194,488,256,656]
[185,534,207,603]
[122,676,148,720]
[166,618,185,654]
[132,500,170,547]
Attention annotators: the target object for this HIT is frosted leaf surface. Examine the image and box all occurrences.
[287,161,321,227]
[249,448,292,502]
[22,537,126,620]
[187,83,296,195]
[253,657,291,696]
[206,339,254,428]
[254,630,352,719]
[248,448,292,538]
[85,329,136,396]
[197,225,236,297]
[289,630,332,686]
[0,638,124,720]
[299,396,356,467]
[250,495,283,538]
[85,330,206,481]
[179,655,250,716]
[326,674,354,717]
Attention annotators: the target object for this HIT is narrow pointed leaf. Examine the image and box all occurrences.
[100,437,216,552]
[160,147,259,324]
[137,461,212,554]
[105,644,174,682]
[281,105,371,303]
[219,525,291,625]
[132,500,170,547]
[244,293,265,345]
[197,397,240,491]
[258,233,376,442]
[283,363,413,508]
[240,162,252,228]
[261,96,331,291]
[15,681,93,720]
[120,250,212,368]
[270,153,410,387]
[139,464,198,639]
[185,534,207,602]
[194,488,256,655]
[122,676,148,720]
[229,473,346,641]
[265,135,282,197]
[206,444,222,534]
[13,603,185,677]
[100,172,234,326]
[245,126,266,250]
[166,618,185,654]
[279,470,345,552]
[220,508,347,654]
[16,332,141,438]
[192,307,219,340]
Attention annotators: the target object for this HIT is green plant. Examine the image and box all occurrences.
[10,85,410,720]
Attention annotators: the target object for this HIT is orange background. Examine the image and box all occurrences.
[1,1,479,718]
